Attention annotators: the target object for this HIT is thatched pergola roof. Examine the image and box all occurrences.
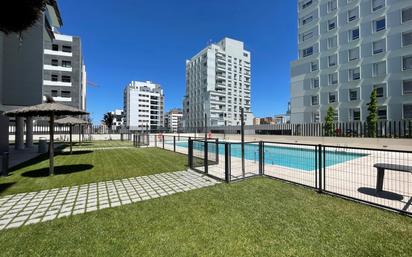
[4,102,88,117]
[55,116,89,125]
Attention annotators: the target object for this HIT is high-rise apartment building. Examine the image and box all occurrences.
[124,81,164,131]
[43,32,86,111]
[165,108,183,132]
[183,38,253,129]
[290,0,412,123]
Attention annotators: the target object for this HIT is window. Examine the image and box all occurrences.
[302,31,314,41]
[52,44,58,51]
[403,31,412,47]
[303,46,314,57]
[377,107,387,120]
[51,90,58,97]
[402,7,412,23]
[372,0,385,12]
[328,19,336,30]
[328,54,337,67]
[374,18,386,32]
[302,0,313,9]
[311,61,318,71]
[62,45,72,53]
[302,15,313,26]
[62,60,71,68]
[51,59,58,66]
[349,89,358,101]
[311,78,319,88]
[349,67,360,80]
[403,55,412,70]
[372,61,386,77]
[312,112,320,123]
[374,84,385,97]
[350,108,361,121]
[348,47,359,61]
[327,36,337,49]
[350,27,359,40]
[61,75,71,83]
[61,91,71,98]
[327,0,337,12]
[51,74,58,81]
[403,79,412,95]
[328,73,338,85]
[348,8,358,22]
[311,95,319,105]
[403,104,412,119]
[329,92,337,103]
[373,39,386,54]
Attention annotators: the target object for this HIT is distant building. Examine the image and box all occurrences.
[253,115,290,125]
[183,37,253,129]
[166,109,183,132]
[111,109,125,129]
[290,0,412,123]
[124,81,164,131]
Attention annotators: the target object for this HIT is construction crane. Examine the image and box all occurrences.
[87,81,99,88]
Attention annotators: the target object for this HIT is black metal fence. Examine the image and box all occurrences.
[182,138,412,216]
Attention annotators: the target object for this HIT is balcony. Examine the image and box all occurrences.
[44,49,72,57]
[43,80,72,87]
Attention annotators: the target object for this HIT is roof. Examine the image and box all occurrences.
[4,102,88,117]
[55,116,89,125]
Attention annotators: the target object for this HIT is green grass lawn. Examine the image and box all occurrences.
[0,147,188,196]
[70,140,134,148]
[0,178,411,257]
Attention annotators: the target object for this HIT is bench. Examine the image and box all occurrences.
[373,163,412,192]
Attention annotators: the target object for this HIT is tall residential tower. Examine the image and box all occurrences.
[290,0,412,123]
[183,38,253,129]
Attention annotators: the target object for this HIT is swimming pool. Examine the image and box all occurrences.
[170,141,366,171]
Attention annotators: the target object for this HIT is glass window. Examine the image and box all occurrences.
[311,95,319,105]
[302,15,313,26]
[350,28,359,40]
[51,59,58,66]
[327,36,337,49]
[329,92,337,103]
[373,39,386,54]
[403,55,412,70]
[351,108,361,121]
[349,67,360,80]
[311,78,319,88]
[403,104,412,119]
[51,90,58,97]
[403,31,412,47]
[328,54,337,67]
[61,91,71,98]
[62,45,72,53]
[312,112,320,123]
[403,80,412,95]
[61,76,71,83]
[372,61,386,77]
[328,19,336,30]
[327,0,337,12]
[377,107,387,120]
[302,31,314,41]
[302,0,313,9]
[402,7,412,23]
[348,8,358,22]
[328,73,338,85]
[311,61,318,71]
[372,0,385,12]
[374,84,385,97]
[348,47,359,61]
[51,74,58,81]
[349,89,358,101]
[62,60,71,68]
[52,44,58,51]
[374,18,386,32]
[303,46,314,57]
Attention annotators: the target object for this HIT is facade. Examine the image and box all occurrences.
[166,108,183,132]
[0,0,62,151]
[43,31,86,110]
[124,81,164,131]
[183,38,253,129]
[111,109,125,129]
[290,0,412,123]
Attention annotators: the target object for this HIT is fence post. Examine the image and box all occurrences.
[155,134,157,147]
[137,134,141,148]
[215,138,219,164]
[1,152,9,177]
[225,143,230,183]
[173,136,176,152]
[188,138,193,169]
[318,144,323,193]
[162,135,165,149]
[204,141,208,174]
[259,141,264,175]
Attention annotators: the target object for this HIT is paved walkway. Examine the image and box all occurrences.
[0,170,219,230]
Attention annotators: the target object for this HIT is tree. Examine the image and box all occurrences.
[324,106,335,137]
[102,112,114,133]
[367,89,378,138]
[0,0,47,34]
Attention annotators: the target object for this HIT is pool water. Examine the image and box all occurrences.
[170,141,366,171]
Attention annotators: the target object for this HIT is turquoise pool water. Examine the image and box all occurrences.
[170,141,366,171]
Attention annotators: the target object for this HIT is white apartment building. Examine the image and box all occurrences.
[124,81,164,131]
[183,38,253,129]
[290,0,412,123]
[111,109,125,129]
[166,108,183,132]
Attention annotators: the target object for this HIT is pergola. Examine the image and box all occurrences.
[5,98,88,176]
[55,116,89,154]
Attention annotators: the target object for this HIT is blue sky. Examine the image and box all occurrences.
[58,0,298,124]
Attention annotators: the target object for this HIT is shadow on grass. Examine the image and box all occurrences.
[59,150,94,156]
[22,164,94,177]
[0,182,15,194]
[358,187,404,201]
